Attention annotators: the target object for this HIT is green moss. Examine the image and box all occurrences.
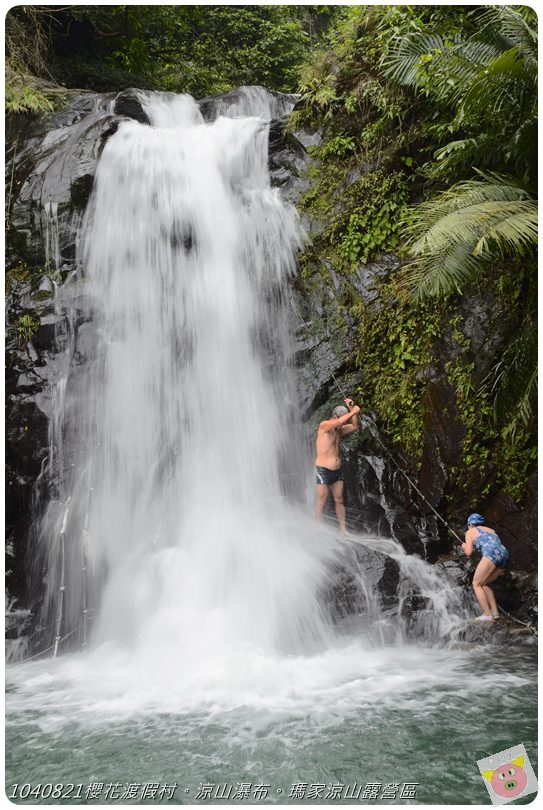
[300,164,410,279]
[444,311,535,504]
[350,279,443,461]
[5,262,31,294]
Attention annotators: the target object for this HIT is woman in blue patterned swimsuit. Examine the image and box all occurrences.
[462,513,510,621]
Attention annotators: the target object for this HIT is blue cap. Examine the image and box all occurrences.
[467,513,485,526]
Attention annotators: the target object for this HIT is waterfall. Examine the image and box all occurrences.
[6,88,535,799]
[32,90,350,662]
[18,88,471,715]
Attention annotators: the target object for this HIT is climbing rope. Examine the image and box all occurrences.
[361,414,464,545]
[497,606,536,632]
[16,628,79,664]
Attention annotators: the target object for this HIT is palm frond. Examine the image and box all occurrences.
[473,203,538,258]
[432,136,491,179]
[383,31,500,98]
[400,240,483,299]
[460,45,536,120]
[405,174,532,233]
[427,40,505,104]
[474,5,537,63]
[382,33,453,86]
[455,38,503,67]
[402,176,538,299]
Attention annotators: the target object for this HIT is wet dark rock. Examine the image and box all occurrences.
[483,482,537,573]
[6,271,66,617]
[493,569,537,627]
[113,89,150,124]
[399,590,432,632]
[292,126,323,150]
[457,292,510,385]
[372,554,402,611]
[70,173,95,210]
[326,544,401,621]
[453,617,536,645]
[350,254,399,305]
[343,452,390,537]
[418,378,465,512]
[438,558,470,588]
[34,314,66,351]
[327,567,366,621]
[6,398,49,607]
[268,118,308,199]
[6,90,150,268]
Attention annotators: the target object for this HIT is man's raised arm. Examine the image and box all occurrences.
[340,398,360,435]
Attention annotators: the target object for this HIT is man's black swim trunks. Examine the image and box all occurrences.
[316,465,343,485]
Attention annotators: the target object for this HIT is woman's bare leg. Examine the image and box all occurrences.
[473,557,498,615]
[482,586,498,615]
[482,567,505,615]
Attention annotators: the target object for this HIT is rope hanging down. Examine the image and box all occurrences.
[18,628,79,663]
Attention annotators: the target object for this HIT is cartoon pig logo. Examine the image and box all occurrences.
[482,755,528,799]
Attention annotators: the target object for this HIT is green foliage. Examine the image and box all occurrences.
[51,5,327,96]
[5,75,54,113]
[301,167,409,277]
[386,5,538,184]
[16,315,40,347]
[6,5,335,98]
[350,279,443,460]
[5,263,32,295]
[5,7,64,113]
[319,134,356,159]
[444,310,536,503]
[401,173,537,298]
[335,173,409,265]
[296,4,536,505]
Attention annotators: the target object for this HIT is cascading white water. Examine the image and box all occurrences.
[201,85,299,120]
[7,89,537,804]
[21,88,472,718]
[34,90,348,666]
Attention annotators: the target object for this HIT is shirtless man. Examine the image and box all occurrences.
[315,397,360,535]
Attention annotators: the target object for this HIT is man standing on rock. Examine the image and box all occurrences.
[315,398,360,535]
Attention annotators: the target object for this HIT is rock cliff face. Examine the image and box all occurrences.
[291,252,537,623]
[5,87,536,651]
[282,122,537,626]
